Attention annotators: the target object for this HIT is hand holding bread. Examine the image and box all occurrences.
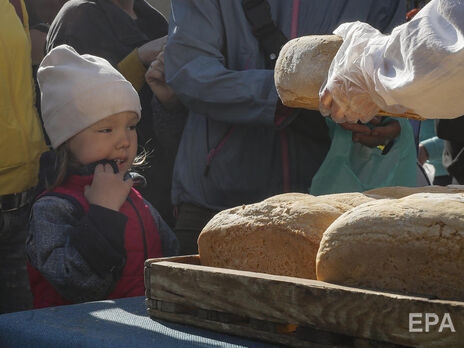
[274,35,423,121]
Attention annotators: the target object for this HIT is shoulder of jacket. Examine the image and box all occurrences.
[34,192,84,217]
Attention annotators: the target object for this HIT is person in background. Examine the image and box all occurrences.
[25,0,69,27]
[319,0,464,124]
[25,0,69,146]
[25,0,69,60]
[0,0,48,313]
[164,0,409,254]
[418,120,451,186]
[145,48,188,205]
[27,45,178,309]
[45,0,180,228]
[436,116,464,185]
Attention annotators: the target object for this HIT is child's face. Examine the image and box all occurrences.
[68,111,139,174]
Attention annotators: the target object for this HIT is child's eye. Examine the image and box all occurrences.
[98,128,112,133]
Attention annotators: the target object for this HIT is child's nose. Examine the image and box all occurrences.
[116,130,131,148]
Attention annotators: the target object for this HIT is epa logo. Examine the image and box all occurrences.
[409,313,456,333]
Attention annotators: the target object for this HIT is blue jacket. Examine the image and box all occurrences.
[165,0,406,211]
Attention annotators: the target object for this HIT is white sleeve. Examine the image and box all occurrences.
[327,0,464,120]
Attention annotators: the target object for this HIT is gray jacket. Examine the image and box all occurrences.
[165,0,405,211]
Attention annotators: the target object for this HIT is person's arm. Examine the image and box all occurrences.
[119,36,168,91]
[145,48,184,111]
[420,136,445,165]
[164,0,278,126]
[26,196,127,303]
[320,0,464,123]
[118,49,147,91]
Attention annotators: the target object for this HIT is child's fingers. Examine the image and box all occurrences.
[123,176,134,189]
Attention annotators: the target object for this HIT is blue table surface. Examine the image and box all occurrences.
[0,296,279,347]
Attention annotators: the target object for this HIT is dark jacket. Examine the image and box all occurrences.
[436,116,464,184]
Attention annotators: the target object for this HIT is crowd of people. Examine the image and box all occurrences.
[1,0,462,313]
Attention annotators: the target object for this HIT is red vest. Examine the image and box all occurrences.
[29,175,163,308]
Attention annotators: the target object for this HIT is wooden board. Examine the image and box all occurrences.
[145,255,464,347]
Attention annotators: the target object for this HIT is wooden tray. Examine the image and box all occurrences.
[144,255,464,347]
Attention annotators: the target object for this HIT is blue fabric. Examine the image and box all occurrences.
[0,296,277,347]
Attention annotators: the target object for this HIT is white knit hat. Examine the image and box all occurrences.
[38,45,141,149]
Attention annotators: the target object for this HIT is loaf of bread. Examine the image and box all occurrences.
[364,185,464,199]
[274,35,343,110]
[198,192,374,279]
[316,193,464,300]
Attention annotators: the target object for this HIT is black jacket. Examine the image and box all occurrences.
[436,116,464,183]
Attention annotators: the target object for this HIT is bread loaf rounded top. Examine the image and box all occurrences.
[363,185,464,199]
[316,192,464,300]
[275,35,343,109]
[198,192,375,279]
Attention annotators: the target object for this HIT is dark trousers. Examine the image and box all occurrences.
[433,174,452,186]
[174,203,218,255]
[0,205,33,313]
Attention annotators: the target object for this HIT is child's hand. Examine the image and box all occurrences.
[84,163,133,211]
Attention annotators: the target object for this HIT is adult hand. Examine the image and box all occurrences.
[84,163,133,211]
[340,116,400,148]
[137,35,167,67]
[146,50,182,111]
[320,87,380,124]
[318,22,390,124]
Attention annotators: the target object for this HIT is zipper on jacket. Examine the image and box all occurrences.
[204,123,235,177]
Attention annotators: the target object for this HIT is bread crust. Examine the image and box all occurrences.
[316,192,464,300]
[198,192,373,279]
[274,35,343,109]
[364,185,464,199]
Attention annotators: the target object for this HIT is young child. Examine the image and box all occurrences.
[26,45,179,308]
